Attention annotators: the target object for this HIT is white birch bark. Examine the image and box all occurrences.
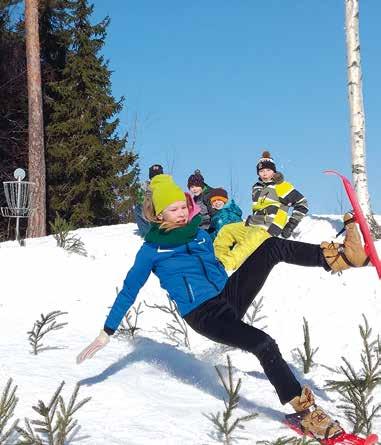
[345,0,379,236]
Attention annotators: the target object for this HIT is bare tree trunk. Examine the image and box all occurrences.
[345,0,380,238]
[25,0,46,237]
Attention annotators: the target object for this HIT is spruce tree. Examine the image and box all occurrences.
[38,0,72,75]
[0,4,28,240]
[45,0,140,228]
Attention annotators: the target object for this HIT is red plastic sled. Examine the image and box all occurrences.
[325,170,381,279]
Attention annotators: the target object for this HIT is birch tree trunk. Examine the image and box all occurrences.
[345,0,380,237]
[25,0,46,237]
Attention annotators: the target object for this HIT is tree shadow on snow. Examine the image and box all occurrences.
[31,346,68,353]
[78,336,285,422]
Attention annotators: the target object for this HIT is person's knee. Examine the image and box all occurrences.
[253,336,282,366]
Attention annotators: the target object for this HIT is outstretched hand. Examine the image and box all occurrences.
[76,330,110,364]
[281,224,293,239]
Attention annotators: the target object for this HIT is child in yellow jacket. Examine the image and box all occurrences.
[214,222,271,271]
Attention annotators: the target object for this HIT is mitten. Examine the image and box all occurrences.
[281,219,298,239]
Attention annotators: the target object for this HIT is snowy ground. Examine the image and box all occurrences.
[0,215,380,444]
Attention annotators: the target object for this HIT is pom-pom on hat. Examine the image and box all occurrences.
[187,169,205,189]
[150,174,186,215]
[207,187,228,204]
[256,150,276,174]
[149,164,164,179]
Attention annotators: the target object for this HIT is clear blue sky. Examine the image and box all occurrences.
[93,1,380,214]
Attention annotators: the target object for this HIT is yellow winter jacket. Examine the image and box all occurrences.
[213,222,271,271]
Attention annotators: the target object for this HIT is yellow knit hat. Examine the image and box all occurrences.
[150,174,186,215]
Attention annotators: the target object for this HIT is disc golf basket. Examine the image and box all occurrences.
[1,168,35,243]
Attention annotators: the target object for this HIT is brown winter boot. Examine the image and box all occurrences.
[320,212,370,272]
[289,386,315,412]
[289,387,343,439]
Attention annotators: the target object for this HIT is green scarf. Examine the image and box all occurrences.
[145,215,202,246]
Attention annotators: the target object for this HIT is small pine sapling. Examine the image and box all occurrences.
[244,295,267,328]
[296,317,319,374]
[28,311,68,355]
[49,213,87,256]
[206,355,257,444]
[116,303,143,339]
[325,314,381,435]
[145,294,190,349]
[0,378,19,444]
[16,381,91,445]
[114,287,143,339]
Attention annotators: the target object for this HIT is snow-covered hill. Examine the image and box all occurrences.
[0,215,380,444]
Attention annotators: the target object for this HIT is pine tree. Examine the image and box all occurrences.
[25,0,47,237]
[45,0,140,228]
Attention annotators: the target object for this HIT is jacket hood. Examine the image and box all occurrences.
[225,199,243,218]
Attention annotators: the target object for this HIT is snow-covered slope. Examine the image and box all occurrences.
[0,215,380,444]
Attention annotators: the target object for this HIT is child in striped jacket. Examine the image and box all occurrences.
[246,151,308,238]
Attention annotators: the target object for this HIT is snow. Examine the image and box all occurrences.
[0,215,380,444]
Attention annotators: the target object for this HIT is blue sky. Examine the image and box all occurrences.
[94,2,379,214]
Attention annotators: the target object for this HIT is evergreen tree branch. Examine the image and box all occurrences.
[27,311,68,355]
[16,381,91,444]
[205,355,257,444]
[144,295,190,349]
[296,317,319,374]
[0,378,19,445]
[325,314,381,435]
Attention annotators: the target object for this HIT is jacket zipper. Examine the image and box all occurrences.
[185,243,220,293]
[196,254,220,292]
[260,190,270,205]
[183,276,195,303]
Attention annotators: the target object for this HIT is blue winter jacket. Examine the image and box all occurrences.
[104,229,228,332]
[209,200,243,241]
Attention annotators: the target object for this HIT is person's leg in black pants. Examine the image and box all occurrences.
[224,236,330,319]
[185,237,330,405]
[185,295,303,404]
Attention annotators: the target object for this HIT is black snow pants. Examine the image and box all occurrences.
[184,237,330,404]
